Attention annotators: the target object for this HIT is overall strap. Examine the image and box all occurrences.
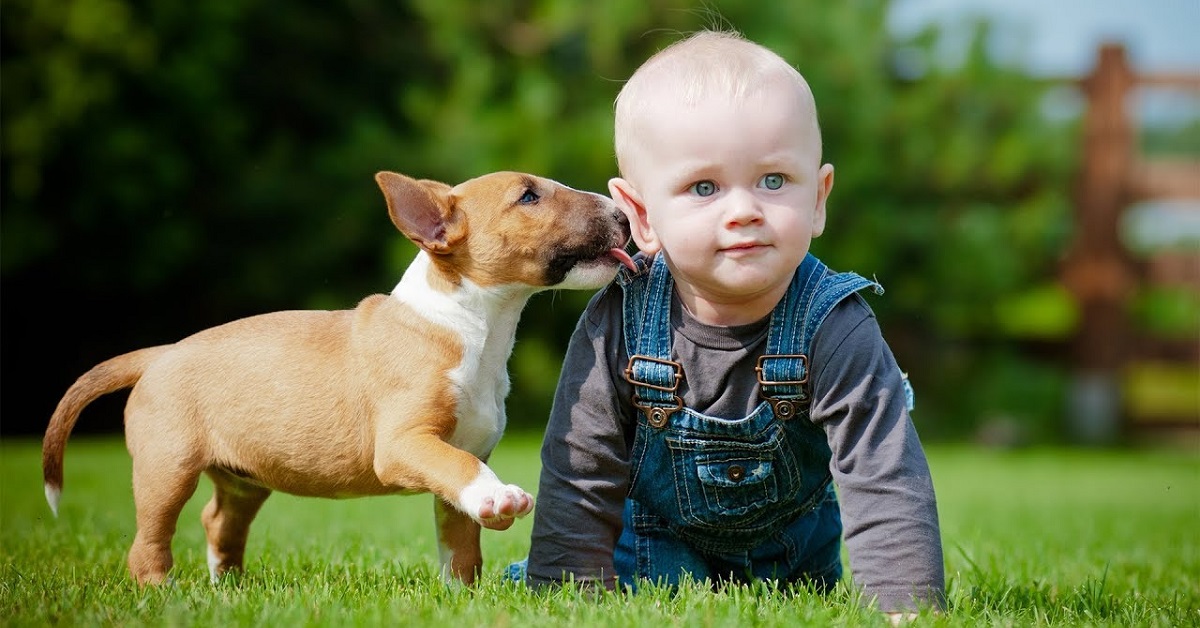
[618,254,683,426]
[757,253,883,417]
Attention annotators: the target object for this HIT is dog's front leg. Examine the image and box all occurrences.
[376,435,532,522]
[433,497,482,584]
[374,430,533,559]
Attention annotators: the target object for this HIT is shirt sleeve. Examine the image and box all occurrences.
[525,286,630,589]
[809,296,947,612]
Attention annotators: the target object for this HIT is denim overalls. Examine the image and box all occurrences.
[612,252,884,592]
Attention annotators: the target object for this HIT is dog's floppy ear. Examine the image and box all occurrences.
[375,171,461,255]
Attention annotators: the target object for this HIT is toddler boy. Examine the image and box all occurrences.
[521,29,945,615]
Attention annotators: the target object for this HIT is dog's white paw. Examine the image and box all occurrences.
[208,545,221,583]
[476,484,533,529]
[458,473,533,530]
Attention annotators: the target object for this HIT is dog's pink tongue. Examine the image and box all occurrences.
[611,248,637,272]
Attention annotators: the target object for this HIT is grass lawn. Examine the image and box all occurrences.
[1,431,1196,626]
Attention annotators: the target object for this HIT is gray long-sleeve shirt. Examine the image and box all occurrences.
[526,279,946,612]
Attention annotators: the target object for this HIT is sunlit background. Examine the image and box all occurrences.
[2,0,1197,447]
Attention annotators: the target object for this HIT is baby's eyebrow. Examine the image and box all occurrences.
[665,163,720,183]
[667,157,718,173]
[756,151,805,167]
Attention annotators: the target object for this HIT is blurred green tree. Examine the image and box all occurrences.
[1,0,1078,439]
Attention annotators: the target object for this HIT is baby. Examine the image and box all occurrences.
[518,29,945,616]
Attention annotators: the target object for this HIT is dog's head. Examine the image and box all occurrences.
[376,171,633,291]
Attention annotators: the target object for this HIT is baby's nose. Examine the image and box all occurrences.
[723,188,764,225]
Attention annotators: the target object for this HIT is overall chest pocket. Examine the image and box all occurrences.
[664,424,799,531]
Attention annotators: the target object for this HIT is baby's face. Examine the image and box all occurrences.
[616,78,831,319]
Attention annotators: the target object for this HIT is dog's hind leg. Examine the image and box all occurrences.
[127,454,203,586]
[433,497,482,584]
[201,468,272,583]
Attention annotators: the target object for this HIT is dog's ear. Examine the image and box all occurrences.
[375,171,461,254]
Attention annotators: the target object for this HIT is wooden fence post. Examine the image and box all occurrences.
[1062,43,1200,444]
[1062,44,1138,444]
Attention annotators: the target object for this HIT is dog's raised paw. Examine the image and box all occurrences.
[475,485,533,530]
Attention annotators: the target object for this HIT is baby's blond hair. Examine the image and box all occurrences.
[613,30,820,183]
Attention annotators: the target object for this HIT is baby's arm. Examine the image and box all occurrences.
[810,298,946,613]
[525,292,632,589]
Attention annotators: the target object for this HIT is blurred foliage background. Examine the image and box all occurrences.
[2,0,1196,442]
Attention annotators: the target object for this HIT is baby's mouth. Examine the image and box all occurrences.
[721,242,767,254]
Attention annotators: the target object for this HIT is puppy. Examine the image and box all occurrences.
[42,170,635,585]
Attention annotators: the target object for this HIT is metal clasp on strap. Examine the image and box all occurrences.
[755,354,809,420]
[624,355,683,427]
[632,395,682,427]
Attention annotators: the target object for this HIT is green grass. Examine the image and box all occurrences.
[2,432,1197,626]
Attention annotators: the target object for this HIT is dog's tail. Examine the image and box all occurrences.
[42,346,171,517]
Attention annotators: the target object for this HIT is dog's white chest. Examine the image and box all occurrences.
[393,255,525,457]
[447,347,511,456]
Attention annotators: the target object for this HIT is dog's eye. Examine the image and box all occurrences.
[518,189,539,205]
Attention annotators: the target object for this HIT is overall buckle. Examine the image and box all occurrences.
[755,354,809,420]
[624,355,683,427]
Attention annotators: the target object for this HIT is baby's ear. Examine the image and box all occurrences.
[608,178,660,255]
[811,164,835,238]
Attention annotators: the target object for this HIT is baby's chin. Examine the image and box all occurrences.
[678,271,794,326]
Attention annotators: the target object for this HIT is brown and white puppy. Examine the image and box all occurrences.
[42,170,635,586]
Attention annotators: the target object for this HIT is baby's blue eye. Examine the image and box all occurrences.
[691,181,717,197]
[760,174,785,190]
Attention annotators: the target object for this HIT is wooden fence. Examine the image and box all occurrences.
[1060,43,1200,443]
